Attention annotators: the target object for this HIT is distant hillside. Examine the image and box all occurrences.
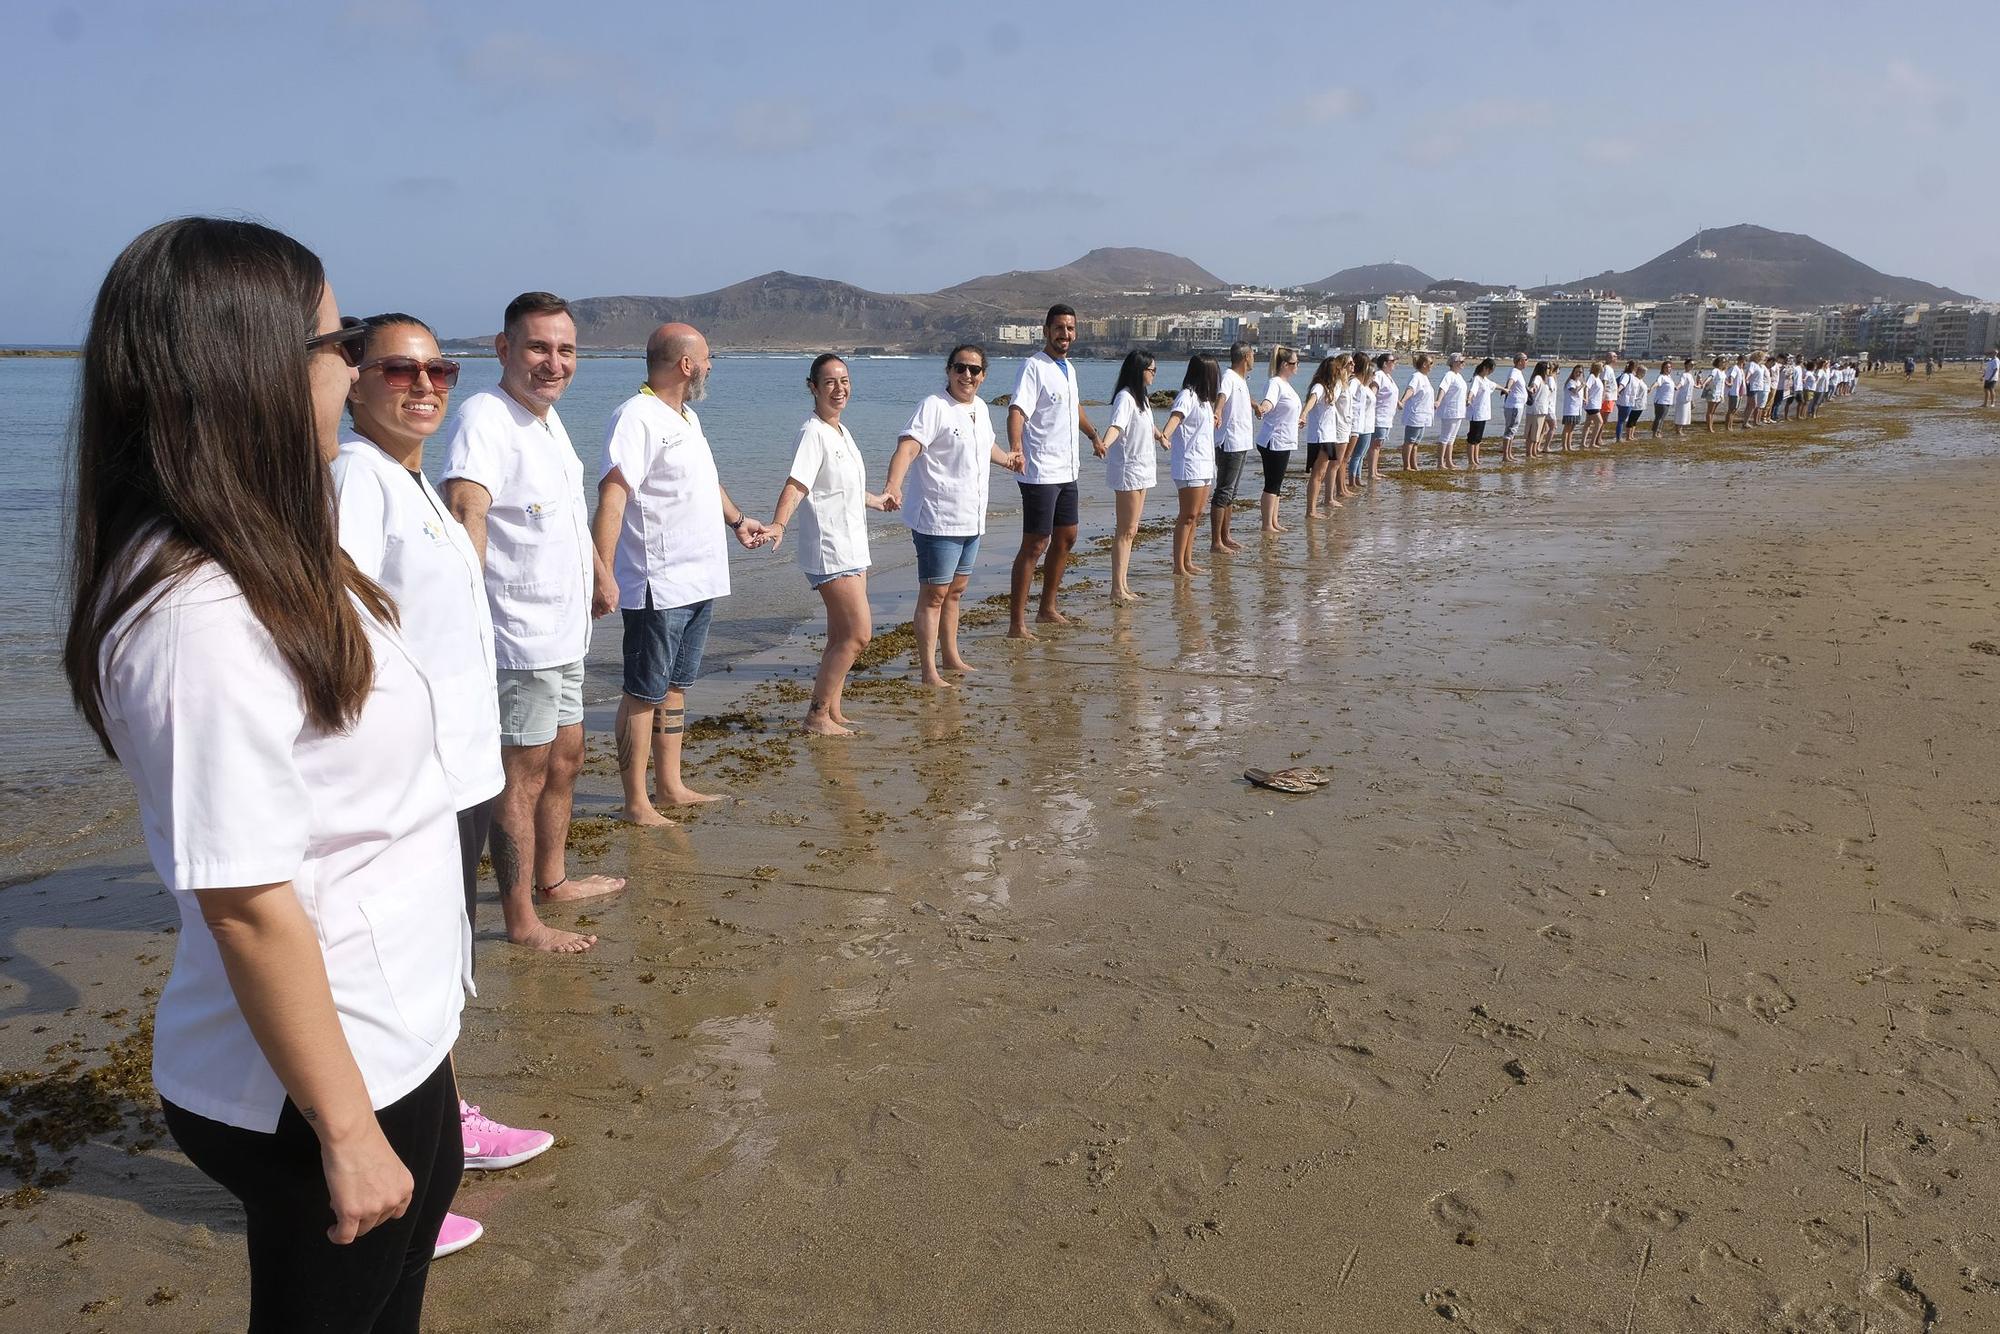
[560,249,1228,350]
[1308,262,1435,295]
[943,247,1226,305]
[1540,224,1973,307]
[567,272,958,349]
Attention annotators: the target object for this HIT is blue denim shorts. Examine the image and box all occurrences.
[808,566,867,590]
[621,596,713,702]
[912,532,980,585]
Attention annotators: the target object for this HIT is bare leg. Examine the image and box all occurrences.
[536,721,624,903]
[1008,533,1050,638]
[1173,486,1206,576]
[913,581,953,686]
[652,688,715,804]
[493,743,598,953]
[1111,489,1145,601]
[939,575,973,670]
[1037,525,1076,624]
[614,694,673,826]
[806,573,871,733]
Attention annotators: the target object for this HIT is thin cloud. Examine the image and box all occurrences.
[1288,88,1369,125]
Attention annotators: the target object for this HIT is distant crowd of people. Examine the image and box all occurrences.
[59,217,1886,1332]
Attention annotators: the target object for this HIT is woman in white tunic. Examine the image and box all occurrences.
[1162,353,1221,578]
[765,354,893,736]
[1252,345,1301,533]
[63,218,467,1330]
[883,343,1021,683]
[334,313,556,1260]
[1090,350,1165,602]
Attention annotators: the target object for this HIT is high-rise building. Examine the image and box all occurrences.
[1464,291,1537,356]
[1650,297,1708,358]
[1535,294,1626,357]
[1701,303,1775,355]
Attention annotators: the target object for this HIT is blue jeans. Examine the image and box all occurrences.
[621,596,714,702]
[1347,432,1372,484]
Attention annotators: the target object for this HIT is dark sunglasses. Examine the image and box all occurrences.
[949,361,987,376]
[305,315,369,367]
[360,355,461,390]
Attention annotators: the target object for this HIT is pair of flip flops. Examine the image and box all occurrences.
[1244,766,1331,794]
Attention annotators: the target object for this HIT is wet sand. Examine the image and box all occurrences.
[4,371,1999,1332]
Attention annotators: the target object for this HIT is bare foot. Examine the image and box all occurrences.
[1036,608,1070,625]
[1223,539,1246,553]
[1006,623,1038,640]
[509,921,597,953]
[617,803,677,827]
[942,657,976,673]
[803,715,854,736]
[538,874,624,903]
[1185,561,1206,575]
[1208,542,1229,553]
[659,786,721,806]
[920,672,958,689]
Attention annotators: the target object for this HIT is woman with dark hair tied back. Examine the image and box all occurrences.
[62,219,468,1331]
[1091,349,1165,603]
[1162,353,1221,578]
[763,353,895,735]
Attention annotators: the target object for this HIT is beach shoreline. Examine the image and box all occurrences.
[4,371,1998,1331]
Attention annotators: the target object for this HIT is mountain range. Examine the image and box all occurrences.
[539,229,1973,351]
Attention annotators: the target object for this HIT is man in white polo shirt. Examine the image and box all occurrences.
[590,322,769,825]
[443,292,623,954]
[1006,303,1100,639]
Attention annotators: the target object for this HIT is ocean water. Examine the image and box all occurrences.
[0,351,1167,873]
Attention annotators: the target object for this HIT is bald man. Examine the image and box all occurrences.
[590,323,770,824]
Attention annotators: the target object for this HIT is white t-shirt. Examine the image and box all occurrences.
[1255,377,1301,450]
[1436,370,1469,418]
[1402,373,1436,428]
[1503,366,1529,411]
[1168,389,1216,484]
[1216,368,1255,454]
[1727,364,1746,394]
[1103,389,1158,491]
[100,560,467,1132]
[1674,370,1695,405]
[1583,373,1605,411]
[1984,356,1998,382]
[440,389,592,670]
[1529,374,1555,414]
[1703,368,1726,401]
[1304,383,1344,442]
[332,436,502,810]
[1010,351,1081,485]
[1652,374,1676,405]
[1560,378,1585,416]
[1747,363,1769,393]
[784,415,872,577]
[1466,375,1498,422]
[1373,369,1397,425]
[1347,377,1376,435]
[897,391,994,536]
[598,391,730,611]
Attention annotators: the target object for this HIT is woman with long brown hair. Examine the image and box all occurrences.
[63,218,466,1331]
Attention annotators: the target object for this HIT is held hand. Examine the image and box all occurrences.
[1005,451,1026,474]
[881,487,903,511]
[735,519,772,550]
[760,522,785,553]
[321,1125,414,1245]
[866,491,896,512]
[590,580,617,619]
[1092,439,1109,458]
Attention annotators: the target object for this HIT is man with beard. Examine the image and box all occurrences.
[444,292,622,953]
[590,323,770,823]
[1006,304,1100,638]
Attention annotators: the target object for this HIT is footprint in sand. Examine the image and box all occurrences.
[1798,1215,1860,1261]
[1589,1081,1738,1155]
[1734,971,1798,1023]
[1581,1199,1689,1272]
[1769,810,1815,835]
[1143,1275,1236,1332]
[1426,1167,1518,1250]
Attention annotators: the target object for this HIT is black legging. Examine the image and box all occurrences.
[1256,445,1292,496]
[161,1057,461,1333]
[455,798,495,975]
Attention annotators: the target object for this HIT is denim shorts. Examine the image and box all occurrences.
[912,531,980,585]
[1402,422,1424,444]
[807,566,867,590]
[621,596,713,702]
[497,659,584,747]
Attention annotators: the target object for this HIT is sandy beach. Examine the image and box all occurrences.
[4,369,1997,1332]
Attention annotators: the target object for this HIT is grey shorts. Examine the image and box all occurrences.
[496,659,584,748]
[1211,450,1250,508]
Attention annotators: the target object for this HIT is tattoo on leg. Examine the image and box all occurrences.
[615,725,634,773]
[491,825,524,891]
[656,708,685,736]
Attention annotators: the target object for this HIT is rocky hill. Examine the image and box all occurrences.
[1306,262,1436,295]
[1539,224,1973,307]
[942,247,1226,306]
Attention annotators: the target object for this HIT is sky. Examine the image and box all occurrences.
[6,0,1995,342]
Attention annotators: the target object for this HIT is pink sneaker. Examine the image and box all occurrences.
[433,1211,483,1259]
[460,1100,555,1171]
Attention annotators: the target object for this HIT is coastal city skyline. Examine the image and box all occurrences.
[7,0,1997,341]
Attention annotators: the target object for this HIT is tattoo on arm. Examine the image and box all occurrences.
[490,825,524,893]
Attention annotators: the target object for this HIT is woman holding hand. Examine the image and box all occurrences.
[1091,350,1165,602]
